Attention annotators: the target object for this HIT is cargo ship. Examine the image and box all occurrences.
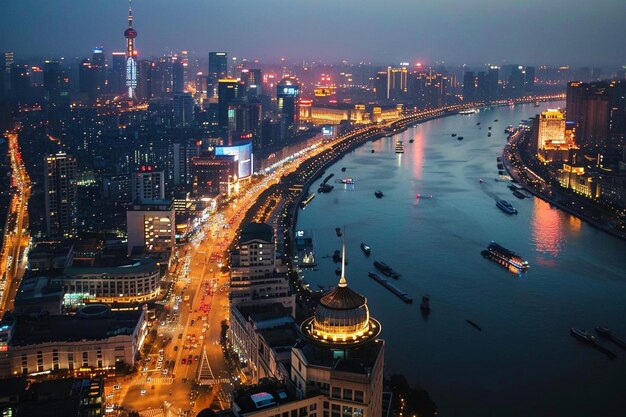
[368,272,412,304]
[481,241,529,274]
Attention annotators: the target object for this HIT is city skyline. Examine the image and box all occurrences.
[1,0,625,66]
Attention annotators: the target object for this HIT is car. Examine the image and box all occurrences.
[190,320,195,325]
[194,355,199,361]
[140,389,147,396]
[181,358,186,364]
[174,346,179,351]
[162,369,168,375]
[178,333,183,339]
[113,385,121,390]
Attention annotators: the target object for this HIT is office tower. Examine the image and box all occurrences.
[0,52,14,97]
[208,52,228,80]
[191,153,237,196]
[218,78,239,132]
[463,71,476,102]
[44,152,78,239]
[124,0,138,98]
[43,60,62,103]
[276,78,299,141]
[525,66,535,92]
[373,71,388,101]
[172,60,185,93]
[126,199,175,255]
[150,57,173,98]
[487,66,500,100]
[386,66,408,99]
[579,91,610,150]
[130,168,165,203]
[208,52,228,96]
[92,47,106,94]
[173,92,195,126]
[566,81,585,124]
[228,101,262,140]
[43,60,70,131]
[136,59,152,99]
[245,68,263,97]
[10,64,31,104]
[110,52,127,94]
[169,139,201,186]
[79,59,99,102]
[538,109,567,149]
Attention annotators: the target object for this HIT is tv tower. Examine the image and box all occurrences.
[124,0,138,99]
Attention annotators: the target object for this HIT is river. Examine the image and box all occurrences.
[296,102,626,417]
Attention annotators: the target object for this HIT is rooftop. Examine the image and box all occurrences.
[240,223,273,244]
[63,257,158,276]
[296,338,384,375]
[236,303,293,326]
[5,308,143,347]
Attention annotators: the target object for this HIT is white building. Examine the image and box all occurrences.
[126,199,176,256]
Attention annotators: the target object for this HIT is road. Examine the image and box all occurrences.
[0,132,31,313]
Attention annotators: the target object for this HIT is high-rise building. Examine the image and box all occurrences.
[191,153,237,196]
[276,78,299,141]
[386,66,408,99]
[79,59,99,102]
[130,168,165,203]
[463,71,476,102]
[373,71,388,101]
[208,52,228,97]
[173,92,195,126]
[538,109,567,149]
[229,222,294,311]
[110,52,127,94]
[124,0,138,98]
[0,51,14,98]
[10,64,31,104]
[44,152,78,239]
[218,78,239,132]
[92,47,106,94]
[126,199,175,255]
[173,60,185,93]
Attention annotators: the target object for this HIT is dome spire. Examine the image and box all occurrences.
[339,228,347,287]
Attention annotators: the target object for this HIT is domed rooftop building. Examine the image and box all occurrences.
[301,245,381,347]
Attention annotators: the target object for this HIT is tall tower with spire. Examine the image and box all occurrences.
[124,0,138,99]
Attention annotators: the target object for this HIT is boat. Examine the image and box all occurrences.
[360,243,371,256]
[459,109,478,115]
[420,294,430,311]
[395,140,404,154]
[481,241,529,273]
[300,193,316,208]
[570,328,595,343]
[368,272,413,304]
[494,119,499,122]
[497,163,504,170]
[375,190,384,198]
[487,132,492,137]
[488,126,492,130]
[373,260,401,279]
[457,136,464,141]
[466,320,482,331]
[335,227,342,237]
[451,133,457,137]
[512,190,526,199]
[318,183,334,193]
[496,199,518,214]
[341,167,346,172]
[415,194,433,199]
[332,250,341,263]
[476,122,481,126]
[409,138,414,143]
[534,100,540,107]
[336,178,354,184]
[504,126,515,134]
[595,326,626,350]
[371,149,375,153]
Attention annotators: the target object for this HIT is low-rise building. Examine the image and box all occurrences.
[0,305,146,377]
[53,257,162,304]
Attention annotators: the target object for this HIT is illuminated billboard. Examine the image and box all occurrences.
[215,142,253,179]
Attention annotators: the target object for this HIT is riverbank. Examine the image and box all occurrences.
[502,127,626,242]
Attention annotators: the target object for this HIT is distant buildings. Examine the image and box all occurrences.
[44,152,78,239]
[276,78,300,141]
[130,168,165,203]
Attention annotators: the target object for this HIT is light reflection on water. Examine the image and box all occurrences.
[531,198,563,262]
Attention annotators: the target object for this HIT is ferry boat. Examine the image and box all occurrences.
[375,190,384,198]
[496,199,518,214]
[300,193,316,208]
[487,132,492,137]
[368,272,412,304]
[457,136,464,141]
[395,140,404,154]
[459,109,478,115]
[373,260,400,279]
[481,241,529,273]
[360,243,371,256]
[451,133,457,137]
[512,190,526,199]
[337,178,354,184]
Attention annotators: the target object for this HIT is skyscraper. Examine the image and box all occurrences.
[218,78,239,133]
[124,0,138,99]
[110,52,127,94]
[172,60,185,93]
[44,152,78,239]
[208,52,227,96]
[0,52,14,98]
[92,47,106,95]
[463,71,476,102]
[173,92,195,126]
[276,78,299,140]
[131,168,165,203]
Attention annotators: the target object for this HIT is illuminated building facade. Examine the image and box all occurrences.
[126,199,175,256]
[124,0,138,99]
[558,164,600,199]
[218,78,239,132]
[44,152,78,239]
[387,66,408,99]
[538,109,567,149]
[0,306,146,377]
[277,78,300,140]
[191,153,237,196]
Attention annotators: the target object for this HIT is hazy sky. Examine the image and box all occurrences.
[1,0,625,66]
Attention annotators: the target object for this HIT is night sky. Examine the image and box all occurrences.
[1,0,625,65]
